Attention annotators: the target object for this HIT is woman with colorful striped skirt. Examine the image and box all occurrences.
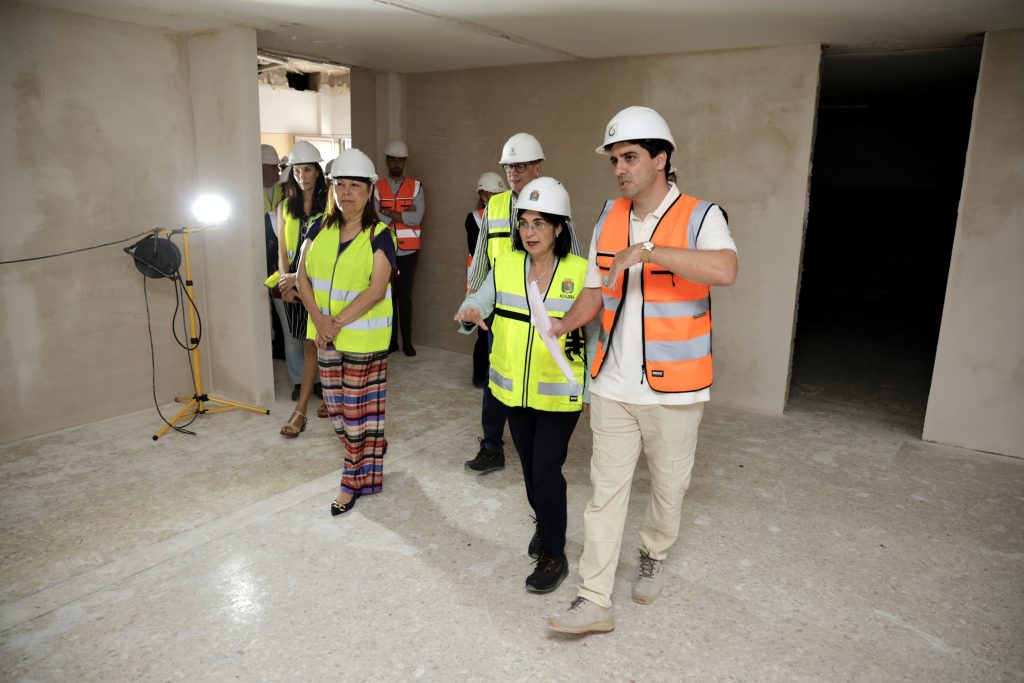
[296,148,396,515]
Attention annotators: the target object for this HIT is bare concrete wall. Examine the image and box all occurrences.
[0,5,271,442]
[924,30,1024,458]
[258,85,352,138]
[404,45,820,414]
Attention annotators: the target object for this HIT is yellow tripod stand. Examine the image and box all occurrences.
[152,227,269,440]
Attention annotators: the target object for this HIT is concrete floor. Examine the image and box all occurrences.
[1,346,1022,682]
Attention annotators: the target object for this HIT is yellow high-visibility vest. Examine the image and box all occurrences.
[489,251,587,412]
[305,222,393,353]
[263,184,284,216]
[484,190,515,268]
[264,202,324,289]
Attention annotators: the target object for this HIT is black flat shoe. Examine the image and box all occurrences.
[330,493,360,516]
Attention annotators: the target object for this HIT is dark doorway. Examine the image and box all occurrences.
[788,45,981,428]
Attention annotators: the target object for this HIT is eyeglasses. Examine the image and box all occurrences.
[502,161,539,173]
[517,218,553,232]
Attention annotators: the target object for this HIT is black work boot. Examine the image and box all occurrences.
[464,442,504,474]
[526,553,569,593]
[528,518,541,559]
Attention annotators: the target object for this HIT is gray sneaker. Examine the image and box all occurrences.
[547,597,615,634]
[631,548,663,604]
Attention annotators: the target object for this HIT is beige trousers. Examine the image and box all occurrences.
[576,394,704,608]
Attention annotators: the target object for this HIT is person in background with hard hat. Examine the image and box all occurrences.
[464,133,583,476]
[465,171,508,387]
[262,144,286,218]
[455,177,594,594]
[323,158,338,219]
[269,140,328,438]
[262,144,289,369]
[547,106,738,634]
[374,140,424,357]
[296,148,396,516]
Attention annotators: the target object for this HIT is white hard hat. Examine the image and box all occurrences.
[500,133,544,164]
[324,158,336,176]
[287,140,323,165]
[596,106,676,154]
[384,140,409,158]
[514,177,571,218]
[476,172,507,194]
[261,144,279,165]
[328,148,378,183]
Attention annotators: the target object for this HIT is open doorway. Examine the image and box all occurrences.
[788,45,981,427]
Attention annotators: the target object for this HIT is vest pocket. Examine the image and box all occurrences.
[535,368,583,407]
[650,269,676,286]
[487,354,515,394]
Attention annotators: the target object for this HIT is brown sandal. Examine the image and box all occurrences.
[317,404,329,419]
[280,410,307,438]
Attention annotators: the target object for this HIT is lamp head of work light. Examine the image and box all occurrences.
[192,194,230,226]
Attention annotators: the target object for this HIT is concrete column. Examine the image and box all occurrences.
[349,67,377,154]
[375,71,405,163]
[318,91,333,136]
[923,29,1024,458]
[186,27,275,406]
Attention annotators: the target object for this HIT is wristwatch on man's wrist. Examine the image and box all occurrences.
[640,241,655,263]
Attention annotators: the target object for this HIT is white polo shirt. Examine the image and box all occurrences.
[584,184,737,405]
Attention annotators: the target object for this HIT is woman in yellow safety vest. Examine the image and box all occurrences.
[454,177,595,594]
[296,148,396,516]
[273,141,328,438]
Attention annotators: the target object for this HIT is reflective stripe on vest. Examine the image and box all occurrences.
[591,194,718,393]
[310,279,394,313]
[489,251,588,412]
[485,191,515,268]
[304,222,393,353]
[376,178,422,251]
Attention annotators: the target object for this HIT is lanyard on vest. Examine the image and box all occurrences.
[288,213,321,272]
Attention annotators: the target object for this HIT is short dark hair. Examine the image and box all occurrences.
[322,179,381,232]
[512,212,572,258]
[283,164,328,217]
[605,138,673,179]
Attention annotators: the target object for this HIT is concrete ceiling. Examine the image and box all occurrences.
[19,0,1024,73]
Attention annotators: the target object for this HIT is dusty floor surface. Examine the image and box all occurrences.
[1,346,1021,682]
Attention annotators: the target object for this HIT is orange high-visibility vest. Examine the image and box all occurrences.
[466,208,484,288]
[376,178,422,251]
[591,194,719,393]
